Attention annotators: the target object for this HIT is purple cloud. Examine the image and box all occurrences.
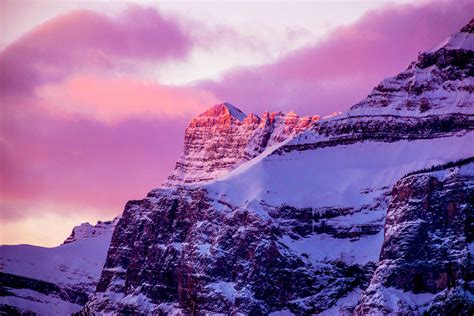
[0,6,192,96]
[200,0,474,116]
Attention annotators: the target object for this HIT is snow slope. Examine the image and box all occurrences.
[207,134,474,209]
[0,219,117,314]
[1,234,112,290]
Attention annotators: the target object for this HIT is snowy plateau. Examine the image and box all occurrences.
[1,19,474,315]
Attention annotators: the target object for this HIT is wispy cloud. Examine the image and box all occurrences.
[200,0,474,116]
[35,74,219,123]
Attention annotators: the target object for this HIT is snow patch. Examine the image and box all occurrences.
[0,288,83,315]
[206,281,237,303]
[279,231,384,265]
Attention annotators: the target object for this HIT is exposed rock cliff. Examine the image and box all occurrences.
[84,186,381,314]
[355,159,474,315]
[165,103,320,186]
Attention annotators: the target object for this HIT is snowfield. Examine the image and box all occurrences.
[208,134,474,210]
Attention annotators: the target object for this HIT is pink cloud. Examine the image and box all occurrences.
[35,74,220,123]
[200,0,474,116]
[0,6,192,96]
[0,95,189,222]
[0,5,220,235]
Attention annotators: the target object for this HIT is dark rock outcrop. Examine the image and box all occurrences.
[355,161,474,315]
[0,272,89,306]
[276,113,473,155]
[84,187,375,314]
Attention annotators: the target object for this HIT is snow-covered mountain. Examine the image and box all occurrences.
[2,18,473,316]
[350,22,473,117]
[81,20,474,314]
[0,218,118,314]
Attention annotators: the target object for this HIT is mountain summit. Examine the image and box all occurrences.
[197,102,247,123]
[165,103,320,186]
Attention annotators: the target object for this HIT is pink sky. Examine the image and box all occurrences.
[1,0,472,246]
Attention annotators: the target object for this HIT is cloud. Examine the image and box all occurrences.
[1,98,189,223]
[35,74,220,123]
[200,0,474,116]
[0,4,220,243]
[0,6,193,96]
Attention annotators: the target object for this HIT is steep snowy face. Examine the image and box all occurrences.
[84,137,474,315]
[0,218,119,314]
[350,18,473,116]
[165,103,319,186]
[63,217,119,244]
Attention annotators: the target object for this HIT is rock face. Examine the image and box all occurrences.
[355,159,474,315]
[165,102,320,186]
[0,218,118,314]
[84,187,378,314]
[84,21,474,315]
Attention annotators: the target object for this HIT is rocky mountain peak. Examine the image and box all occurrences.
[165,103,319,186]
[428,18,474,53]
[191,102,246,128]
[243,112,261,125]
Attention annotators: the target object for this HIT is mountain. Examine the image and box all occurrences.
[1,19,472,316]
[81,20,474,314]
[0,218,118,314]
[165,102,320,186]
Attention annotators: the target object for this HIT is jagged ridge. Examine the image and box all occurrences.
[165,103,320,186]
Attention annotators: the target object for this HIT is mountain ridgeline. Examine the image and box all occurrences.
[1,19,474,316]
